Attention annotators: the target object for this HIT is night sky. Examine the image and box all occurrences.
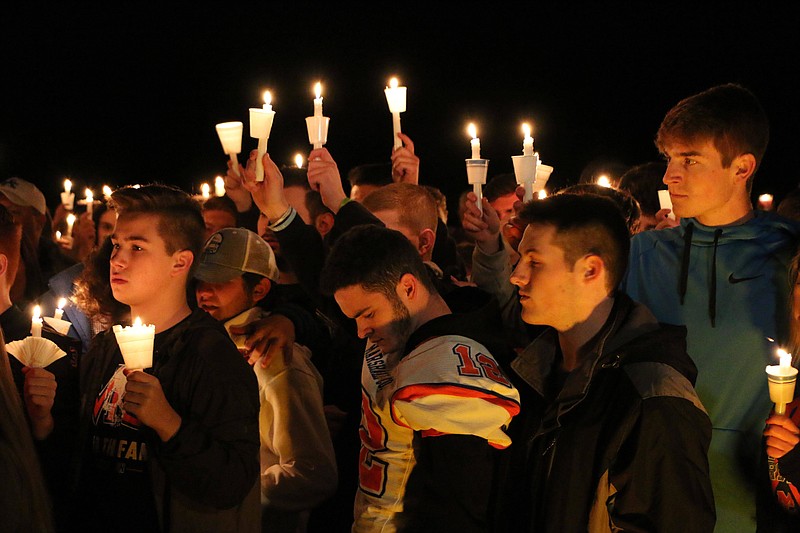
[3,5,798,220]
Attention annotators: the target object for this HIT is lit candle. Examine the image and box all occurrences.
[201,183,210,200]
[84,188,94,215]
[766,348,798,416]
[384,77,407,150]
[214,176,225,197]
[759,193,774,211]
[306,82,329,150]
[596,175,612,188]
[522,123,534,157]
[113,316,156,370]
[295,153,304,168]
[55,230,61,240]
[103,185,113,201]
[468,123,481,159]
[313,82,323,118]
[66,213,76,237]
[538,189,548,199]
[31,305,43,337]
[61,179,75,210]
[54,298,67,320]
[249,91,276,181]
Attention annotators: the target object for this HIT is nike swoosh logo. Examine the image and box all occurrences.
[728,273,763,284]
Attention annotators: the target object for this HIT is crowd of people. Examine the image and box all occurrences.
[2,82,800,532]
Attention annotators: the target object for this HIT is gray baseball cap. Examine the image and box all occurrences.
[0,177,47,215]
[195,227,279,283]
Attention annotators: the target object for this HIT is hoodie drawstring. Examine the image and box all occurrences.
[709,228,723,327]
[679,222,694,304]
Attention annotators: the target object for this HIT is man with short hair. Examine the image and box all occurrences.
[194,227,337,532]
[69,184,261,531]
[201,195,239,240]
[497,193,714,532]
[623,84,800,531]
[320,224,520,532]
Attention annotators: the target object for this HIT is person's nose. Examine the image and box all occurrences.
[663,161,681,186]
[510,262,528,289]
[356,319,373,340]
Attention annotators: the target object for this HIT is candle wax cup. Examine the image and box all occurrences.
[215,122,244,155]
[113,323,156,370]
[465,159,489,185]
[384,86,407,114]
[766,364,798,406]
[534,164,554,193]
[306,116,330,146]
[249,109,275,140]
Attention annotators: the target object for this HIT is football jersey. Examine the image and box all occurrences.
[353,335,520,532]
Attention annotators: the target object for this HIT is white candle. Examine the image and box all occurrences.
[103,185,113,201]
[384,77,407,150]
[214,176,225,197]
[468,123,480,159]
[61,179,75,210]
[201,183,210,200]
[295,153,304,168]
[250,91,276,181]
[84,188,94,215]
[66,213,76,237]
[313,82,323,118]
[658,189,675,220]
[113,316,156,370]
[54,297,67,320]
[522,123,534,157]
[215,121,243,178]
[766,348,799,416]
[31,305,43,337]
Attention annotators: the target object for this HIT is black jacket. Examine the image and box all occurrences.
[496,293,715,532]
[76,309,261,531]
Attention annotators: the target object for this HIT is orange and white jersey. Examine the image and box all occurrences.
[353,335,520,532]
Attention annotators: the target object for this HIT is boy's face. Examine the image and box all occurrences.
[510,223,582,331]
[110,213,181,307]
[335,283,413,358]
[489,192,517,225]
[196,277,253,322]
[661,138,743,225]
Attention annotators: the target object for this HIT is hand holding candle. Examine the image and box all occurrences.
[61,179,75,210]
[113,316,156,370]
[766,348,798,415]
[215,121,244,178]
[384,77,407,150]
[306,82,330,150]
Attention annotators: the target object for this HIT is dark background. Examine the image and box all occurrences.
[2,5,798,221]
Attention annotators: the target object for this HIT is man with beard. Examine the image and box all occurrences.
[320,224,520,532]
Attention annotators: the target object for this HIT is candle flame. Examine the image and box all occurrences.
[66,213,76,225]
[538,189,548,199]
[263,90,272,106]
[201,183,210,196]
[33,305,41,320]
[103,185,112,197]
[56,230,61,239]
[133,316,142,327]
[467,123,477,139]
[314,82,322,99]
[389,77,399,89]
[57,297,67,310]
[759,193,773,202]
[522,123,531,138]
[596,175,612,188]
[64,179,72,193]
[295,153,304,168]
[85,188,93,200]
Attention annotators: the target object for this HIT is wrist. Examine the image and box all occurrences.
[230,193,253,213]
[476,233,503,255]
[264,200,291,223]
[30,413,54,441]
[331,195,350,214]
[157,411,182,442]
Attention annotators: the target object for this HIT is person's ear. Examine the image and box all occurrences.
[732,153,757,184]
[397,272,418,303]
[172,250,194,276]
[418,228,436,258]
[0,254,7,279]
[251,277,271,303]
[314,213,335,237]
[579,254,605,285]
